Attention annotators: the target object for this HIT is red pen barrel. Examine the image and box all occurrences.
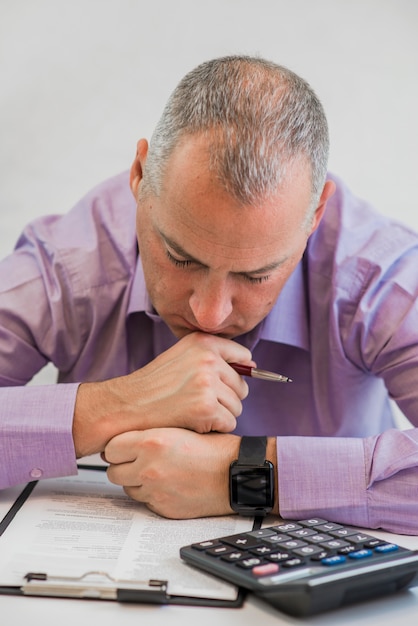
[229,363,252,376]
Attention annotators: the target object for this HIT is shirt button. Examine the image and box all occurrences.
[30,468,43,479]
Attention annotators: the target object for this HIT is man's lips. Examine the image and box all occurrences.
[179,322,241,339]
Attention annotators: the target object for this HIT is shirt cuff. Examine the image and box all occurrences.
[0,384,79,489]
[277,435,369,527]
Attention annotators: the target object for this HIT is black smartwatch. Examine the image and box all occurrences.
[229,436,275,516]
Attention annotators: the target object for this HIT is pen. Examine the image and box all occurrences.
[230,362,292,383]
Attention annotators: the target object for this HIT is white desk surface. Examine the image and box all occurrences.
[1,484,418,626]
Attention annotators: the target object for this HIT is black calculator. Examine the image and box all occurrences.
[180,517,418,616]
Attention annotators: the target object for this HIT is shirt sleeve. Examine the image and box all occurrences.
[283,194,418,535]
[0,218,83,489]
[277,427,418,535]
[0,173,135,491]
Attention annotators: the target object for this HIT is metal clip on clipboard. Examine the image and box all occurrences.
[23,571,169,603]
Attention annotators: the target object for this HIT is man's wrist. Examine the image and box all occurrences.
[73,381,114,457]
[228,435,278,516]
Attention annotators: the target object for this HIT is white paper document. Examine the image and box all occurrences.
[0,468,254,600]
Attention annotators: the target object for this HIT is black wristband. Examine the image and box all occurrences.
[229,436,274,516]
[237,436,267,465]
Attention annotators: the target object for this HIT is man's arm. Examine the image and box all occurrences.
[72,332,254,457]
[277,274,418,536]
[277,428,418,535]
[104,423,418,533]
[105,429,279,519]
[0,329,254,491]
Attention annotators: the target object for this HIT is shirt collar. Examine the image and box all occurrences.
[258,258,309,351]
[128,256,309,351]
[127,257,153,315]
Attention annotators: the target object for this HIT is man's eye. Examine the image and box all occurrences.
[166,248,270,283]
[243,274,271,284]
[166,249,192,267]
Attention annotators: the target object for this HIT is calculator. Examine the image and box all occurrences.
[179,518,418,616]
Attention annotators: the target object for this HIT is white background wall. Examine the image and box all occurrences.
[1,0,417,391]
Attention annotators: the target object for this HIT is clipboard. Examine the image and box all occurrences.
[13,570,246,607]
[0,571,247,607]
[0,466,250,608]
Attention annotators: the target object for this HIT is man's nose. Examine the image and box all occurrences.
[189,279,233,332]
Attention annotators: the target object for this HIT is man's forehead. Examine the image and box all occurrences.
[154,189,306,259]
[149,135,313,260]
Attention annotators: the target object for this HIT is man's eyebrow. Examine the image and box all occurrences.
[247,258,288,275]
[161,231,200,262]
[160,230,287,275]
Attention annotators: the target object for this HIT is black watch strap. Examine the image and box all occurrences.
[237,436,267,465]
[230,436,274,516]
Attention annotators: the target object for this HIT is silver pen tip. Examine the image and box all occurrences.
[252,368,293,383]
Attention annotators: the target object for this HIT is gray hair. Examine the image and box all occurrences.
[141,55,329,213]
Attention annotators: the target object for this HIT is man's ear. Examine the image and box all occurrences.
[308,179,336,235]
[129,139,149,197]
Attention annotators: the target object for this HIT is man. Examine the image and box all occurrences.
[1,56,418,534]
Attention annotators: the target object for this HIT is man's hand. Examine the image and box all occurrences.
[73,332,253,457]
[104,429,241,518]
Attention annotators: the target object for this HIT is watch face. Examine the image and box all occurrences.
[230,462,274,513]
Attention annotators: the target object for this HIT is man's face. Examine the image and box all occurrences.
[132,135,325,340]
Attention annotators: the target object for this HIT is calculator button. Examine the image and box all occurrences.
[321,555,347,566]
[262,534,292,544]
[347,533,374,545]
[237,557,265,569]
[252,563,280,577]
[298,518,329,527]
[338,545,357,555]
[364,539,384,548]
[288,528,318,539]
[328,528,358,538]
[374,543,399,554]
[247,529,277,538]
[206,545,234,556]
[314,523,343,532]
[281,557,305,568]
[292,545,325,558]
[310,550,330,561]
[266,551,292,562]
[348,549,373,560]
[306,533,333,543]
[221,551,245,562]
[250,545,273,556]
[320,539,350,550]
[222,534,263,548]
[272,523,302,532]
[282,539,309,550]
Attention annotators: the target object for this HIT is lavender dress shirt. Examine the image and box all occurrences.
[1,171,418,533]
